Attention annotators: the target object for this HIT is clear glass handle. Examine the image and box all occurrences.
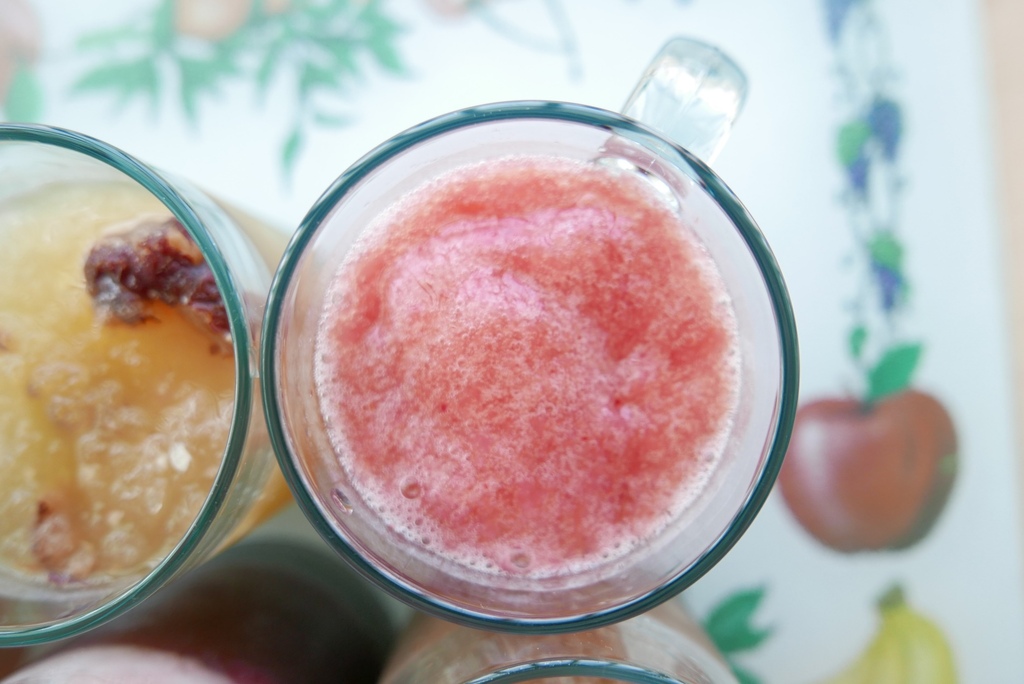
[622,37,748,164]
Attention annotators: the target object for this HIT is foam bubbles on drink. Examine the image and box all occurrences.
[314,155,741,580]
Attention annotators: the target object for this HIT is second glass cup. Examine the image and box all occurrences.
[0,125,293,645]
[263,38,799,632]
[379,599,738,684]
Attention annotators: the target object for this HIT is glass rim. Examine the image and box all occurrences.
[0,123,254,645]
[261,101,800,633]
[462,658,684,683]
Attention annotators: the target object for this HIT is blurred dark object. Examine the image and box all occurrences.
[2,539,394,683]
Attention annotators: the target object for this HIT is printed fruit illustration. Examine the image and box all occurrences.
[821,585,956,684]
[805,0,959,554]
[0,0,41,103]
[779,389,957,552]
[174,0,251,41]
[174,0,291,41]
[424,0,503,18]
[424,0,477,17]
[264,0,290,14]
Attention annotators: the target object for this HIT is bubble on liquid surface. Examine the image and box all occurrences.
[400,479,423,499]
[330,488,353,515]
[511,552,531,569]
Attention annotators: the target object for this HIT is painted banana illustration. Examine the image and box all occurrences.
[822,585,957,684]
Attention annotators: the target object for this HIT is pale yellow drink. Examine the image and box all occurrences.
[0,180,288,586]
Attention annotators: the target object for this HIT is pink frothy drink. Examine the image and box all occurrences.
[314,156,739,578]
[265,39,798,631]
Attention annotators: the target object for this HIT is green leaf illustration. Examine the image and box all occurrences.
[305,0,343,24]
[312,35,359,79]
[256,37,289,95]
[367,31,403,74]
[362,3,405,74]
[4,63,43,122]
[313,111,353,127]
[732,663,763,684]
[703,587,772,654]
[71,0,407,176]
[849,325,867,360]
[299,62,341,98]
[76,25,147,51]
[369,39,403,74]
[179,54,239,123]
[281,127,304,178]
[866,342,922,402]
[837,119,871,167]
[73,57,160,110]
[868,232,903,270]
[152,0,176,50]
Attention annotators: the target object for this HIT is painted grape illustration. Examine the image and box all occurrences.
[778,0,959,552]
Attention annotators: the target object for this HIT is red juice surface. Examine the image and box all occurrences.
[314,156,739,578]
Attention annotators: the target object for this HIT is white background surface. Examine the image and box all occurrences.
[17,0,1024,680]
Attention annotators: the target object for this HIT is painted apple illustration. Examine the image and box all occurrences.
[779,389,957,552]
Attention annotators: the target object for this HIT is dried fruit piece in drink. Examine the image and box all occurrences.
[83,217,230,353]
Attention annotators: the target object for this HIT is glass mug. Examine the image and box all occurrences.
[0,125,293,645]
[263,37,799,632]
[380,598,737,684]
